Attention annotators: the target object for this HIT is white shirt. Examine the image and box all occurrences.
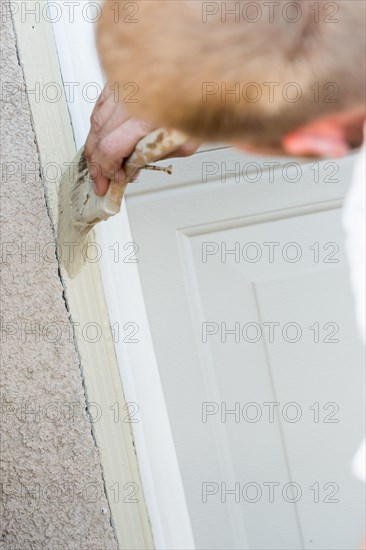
[342,134,366,482]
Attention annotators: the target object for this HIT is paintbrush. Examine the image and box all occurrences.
[57,128,188,277]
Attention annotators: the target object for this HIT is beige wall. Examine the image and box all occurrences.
[0,6,118,549]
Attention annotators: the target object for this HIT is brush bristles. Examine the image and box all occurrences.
[57,149,113,278]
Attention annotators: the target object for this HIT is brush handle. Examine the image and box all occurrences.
[100,128,188,215]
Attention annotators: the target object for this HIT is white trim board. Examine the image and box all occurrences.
[50,3,196,548]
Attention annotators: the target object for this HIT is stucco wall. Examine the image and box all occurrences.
[0,6,118,550]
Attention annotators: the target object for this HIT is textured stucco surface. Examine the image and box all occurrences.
[0,6,118,550]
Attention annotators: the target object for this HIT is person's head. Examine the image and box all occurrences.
[97,0,365,156]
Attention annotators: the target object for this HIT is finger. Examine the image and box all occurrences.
[99,101,132,137]
[90,172,111,197]
[88,160,113,195]
[85,106,118,160]
[91,168,126,197]
[91,118,153,181]
[85,91,128,157]
[92,89,120,131]
[91,163,141,197]
[88,102,131,162]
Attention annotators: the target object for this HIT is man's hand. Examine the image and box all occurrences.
[85,84,200,196]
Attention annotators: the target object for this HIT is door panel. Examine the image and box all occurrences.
[125,151,365,549]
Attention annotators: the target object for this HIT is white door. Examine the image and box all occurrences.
[52,5,365,549]
[119,152,365,550]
